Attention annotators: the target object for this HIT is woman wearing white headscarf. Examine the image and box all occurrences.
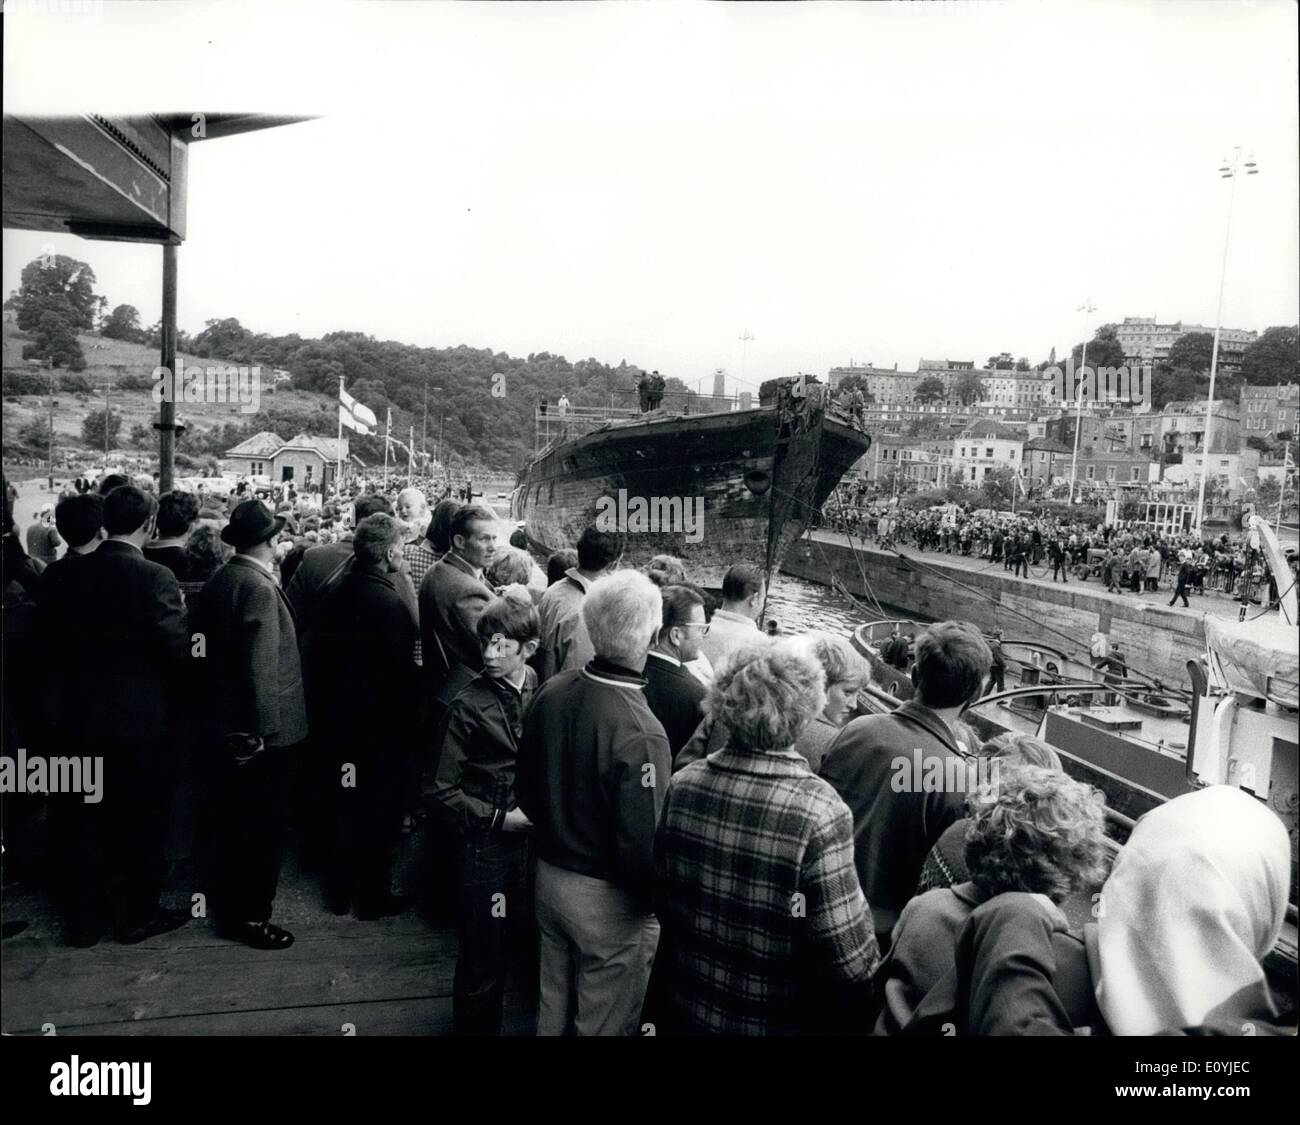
[1089,785,1292,1035]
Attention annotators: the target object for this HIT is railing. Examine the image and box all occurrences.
[533,390,745,451]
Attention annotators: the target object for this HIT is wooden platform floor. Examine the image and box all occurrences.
[1,841,538,1037]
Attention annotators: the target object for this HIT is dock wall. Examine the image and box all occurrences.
[781,533,1210,687]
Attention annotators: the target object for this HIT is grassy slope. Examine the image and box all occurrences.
[1,322,330,457]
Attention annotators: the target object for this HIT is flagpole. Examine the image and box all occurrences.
[1278,442,1291,535]
[337,376,345,494]
[409,425,415,481]
[383,409,391,492]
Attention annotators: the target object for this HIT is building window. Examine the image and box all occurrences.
[1086,465,1095,480]
[1131,467,1141,481]
[1106,466,1116,481]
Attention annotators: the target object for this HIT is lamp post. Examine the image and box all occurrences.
[1067,299,1097,504]
[1194,148,1258,537]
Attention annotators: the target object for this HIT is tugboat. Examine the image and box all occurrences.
[512,379,871,588]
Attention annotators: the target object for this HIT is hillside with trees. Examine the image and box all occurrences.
[4,252,682,474]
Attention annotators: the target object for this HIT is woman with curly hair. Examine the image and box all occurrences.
[650,638,879,1035]
[184,524,233,585]
[915,734,1063,893]
[873,763,1109,1034]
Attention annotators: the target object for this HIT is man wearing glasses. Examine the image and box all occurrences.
[641,585,710,758]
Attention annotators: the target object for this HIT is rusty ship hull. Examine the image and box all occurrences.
[511,389,871,589]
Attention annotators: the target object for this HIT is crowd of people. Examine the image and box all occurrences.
[830,501,1295,604]
[1,472,1293,1037]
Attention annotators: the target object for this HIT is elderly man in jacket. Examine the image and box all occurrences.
[819,620,992,952]
[191,499,307,950]
[518,569,670,1036]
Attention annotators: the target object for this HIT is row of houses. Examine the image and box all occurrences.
[856,415,1266,497]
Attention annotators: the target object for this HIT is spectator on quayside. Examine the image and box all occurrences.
[313,514,419,921]
[97,472,130,495]
[190,499,306,951]
[37,485,191,948]
[643,554,714,686]
[486,546,545,604]
[432,591,540,1035]
[641,585,709,759]
[144,490,200,581]
[786,631,871,774]
[425,498,461,561]
[534,524,624,682]
[914,734,1064,895]
[518,569,670,1036]
[545,548,577,586]
[47,493,106,569]
[25,503,62,566]
[674,632,869,775]
[873,763,1108,1035]
[697,563,765,672]
[1087,785,1293,1036]
[287,494,407,868]
[420,503,499,711]
[650,640,879,1035]
[819,620,992,952]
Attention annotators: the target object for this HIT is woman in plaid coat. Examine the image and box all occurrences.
[651,638,880,1035]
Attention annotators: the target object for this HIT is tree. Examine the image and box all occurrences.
[1150,366,1202,409]
[1166,331,1215,375]
[914,376,947,404]
[82,407,122,450]
[1071,324,1125,370]
[1245,434,1272,453]
[1015,357,1031,371]
[953,371,986,405]
[1255,477,1281,512]
[191,317,252,359]
[21,310,87,370]
[19,418,50,453]
[129,422,154,449]
[102,304,144,342]
[981,467,1017,508]
[1241,325,1299,385]
[12,254,99,333]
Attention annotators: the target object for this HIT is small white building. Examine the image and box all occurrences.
[1163,447,1262,497]
[950,420,1025,485]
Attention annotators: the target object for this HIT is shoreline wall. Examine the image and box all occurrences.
[781,534,1210,687]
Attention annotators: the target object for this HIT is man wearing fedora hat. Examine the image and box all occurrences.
[190,498,307,950]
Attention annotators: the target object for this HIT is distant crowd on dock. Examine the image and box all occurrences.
[1,473,1293,1037]
[829,502,1296,606]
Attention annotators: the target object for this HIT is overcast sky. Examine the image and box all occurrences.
[4,0,1297,394]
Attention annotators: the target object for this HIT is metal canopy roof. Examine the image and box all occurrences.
[2,113,313,244]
